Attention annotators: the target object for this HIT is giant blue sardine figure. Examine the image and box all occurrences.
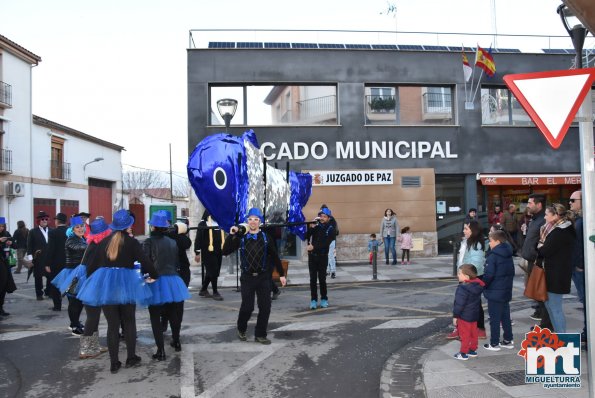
[187,130,312,239]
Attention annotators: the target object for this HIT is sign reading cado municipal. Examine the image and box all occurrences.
[309,170,394,186]
[261,140,458,160]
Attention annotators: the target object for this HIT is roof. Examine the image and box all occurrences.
[33,115,125,151]
[0,33,42,65]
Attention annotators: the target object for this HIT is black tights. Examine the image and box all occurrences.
[67,296,84,328]
[401,249,410,262]
[83,305,101,336]
[102,304,136,364]
[149,302,184,350]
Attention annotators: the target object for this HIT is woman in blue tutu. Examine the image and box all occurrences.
[142,212,190,360]
[77,217,111,359]
[77,209,158,374]
[61,216,88,334]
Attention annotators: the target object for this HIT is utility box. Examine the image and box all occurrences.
[149,204,177,224]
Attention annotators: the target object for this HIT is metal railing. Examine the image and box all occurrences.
[422,92,452,114]
[296,95,336,121]
[0,149,12,173]
[0,82,12,107]
[50,160,71,181]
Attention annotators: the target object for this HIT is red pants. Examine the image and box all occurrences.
[457,319,478,354]
[369,252,373,264]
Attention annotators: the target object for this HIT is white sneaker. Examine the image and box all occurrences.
[483,343,500,351]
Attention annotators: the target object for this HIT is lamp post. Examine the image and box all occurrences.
[216,98,238,132]
[83,157,104,172]
[558,4,595,391]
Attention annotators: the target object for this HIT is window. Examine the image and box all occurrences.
[50,137,64,179]
[209,84,338,126]
[481,87,532,126]
[365,85,454,125]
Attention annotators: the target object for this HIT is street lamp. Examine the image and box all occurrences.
[558,3,595,393]
[83,157,104,172]
[216,98,238,132]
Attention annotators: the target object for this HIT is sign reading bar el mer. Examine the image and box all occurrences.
[309,170,393,186]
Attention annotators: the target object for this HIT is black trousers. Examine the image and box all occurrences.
[33,260,45,297]
[308,253,328,301]
[47,274,62,310]
[149,302,184,349]
[237,273,271,338]
[401,249,410,262]
[271,278,279,294]
[179,266,191,287]
[67,296,84,328]
[202,275,218,293]
[83,305,102,336]
[102,304,136,364]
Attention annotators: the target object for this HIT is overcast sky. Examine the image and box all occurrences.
[2,0,581,181]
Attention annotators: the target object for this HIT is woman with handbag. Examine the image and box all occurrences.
[0,217,16,317]
[536,204,576,333]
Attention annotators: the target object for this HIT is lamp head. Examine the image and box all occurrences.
[217,98,238,128]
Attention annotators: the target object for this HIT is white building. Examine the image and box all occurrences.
[0,34,123,229]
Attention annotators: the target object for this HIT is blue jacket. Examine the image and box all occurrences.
[462,243,486,276]
[483,242,515,302]
[453,278,485,322]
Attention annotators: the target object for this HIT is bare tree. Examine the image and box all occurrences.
[173,177,190,198]
[123,170,166,198]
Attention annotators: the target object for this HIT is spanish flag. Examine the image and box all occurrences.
[475,46,496,77]
[462,50,472,82]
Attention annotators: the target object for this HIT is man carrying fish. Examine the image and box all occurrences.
[222,208,286,345]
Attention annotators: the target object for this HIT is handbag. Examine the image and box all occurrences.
[524,263,548,302]
[7,249,17,267]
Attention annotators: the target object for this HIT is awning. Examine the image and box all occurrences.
[478,174,582,186]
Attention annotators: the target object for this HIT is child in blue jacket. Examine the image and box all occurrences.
[482,229,515,351]
[452,264,485,360]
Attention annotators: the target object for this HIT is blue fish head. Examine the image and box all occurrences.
[187,133,246,231]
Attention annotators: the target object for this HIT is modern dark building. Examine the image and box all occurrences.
[187,33,590,259]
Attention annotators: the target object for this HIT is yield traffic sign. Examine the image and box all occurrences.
[503,68,595,149]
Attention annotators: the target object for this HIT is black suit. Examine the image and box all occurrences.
[27,226,51,298]
[44,225,68,309]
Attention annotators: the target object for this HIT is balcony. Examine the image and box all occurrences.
[0,82,12,108]
[296,95,337,124]
[50,160,71,182]
[365,95,397,124]
[0,149,12,174]
[421,92,452,121]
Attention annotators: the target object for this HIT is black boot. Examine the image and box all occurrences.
[110,361,122,374]
[170,339,182,352]
[152,347,166,361]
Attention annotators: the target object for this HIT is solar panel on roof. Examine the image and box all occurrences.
[291,43,318,49]
[319,43,345,49]
[208,42,235,48]
[345,44,371,49]
[264,42,291,48]
[422,45,448,51]
[236,42,263,48]
[542,49,570,54]
[371,44,398,50]
[398,44,424,51]
[492,48,521,53]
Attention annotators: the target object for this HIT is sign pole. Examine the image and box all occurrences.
[578,93,595,390]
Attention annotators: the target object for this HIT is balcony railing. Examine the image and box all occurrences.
[0,82,12,107]
[296,95,336,122]
[50,160,71,181]
[422,92,452,114]
[0,149,12,173]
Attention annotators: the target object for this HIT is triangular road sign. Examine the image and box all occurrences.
[503,68,595,149]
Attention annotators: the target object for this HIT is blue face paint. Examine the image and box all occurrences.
[187,129,312,239]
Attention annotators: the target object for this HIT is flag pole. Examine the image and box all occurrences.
[471,69,485,103]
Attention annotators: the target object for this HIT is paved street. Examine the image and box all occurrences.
[0,262,455,398]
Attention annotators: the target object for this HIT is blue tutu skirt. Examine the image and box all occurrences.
[77,267,152,307]
[147,275,191,306]
[52,264,87,294]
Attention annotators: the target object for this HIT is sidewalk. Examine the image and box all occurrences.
[215,256,455,287]
[420,276,589,397]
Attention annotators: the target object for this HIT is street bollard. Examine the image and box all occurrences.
[372,245,378,280]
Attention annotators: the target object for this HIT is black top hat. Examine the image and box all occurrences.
[75,211,91,218]
[54,213,67,223]
[36,211,49,219]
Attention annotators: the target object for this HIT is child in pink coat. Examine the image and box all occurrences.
[397,226,413,265]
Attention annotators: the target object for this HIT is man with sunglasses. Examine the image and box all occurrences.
[569,191,586,343]
[26,211,53,300]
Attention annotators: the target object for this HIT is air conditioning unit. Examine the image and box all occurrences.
[7,182,25,197]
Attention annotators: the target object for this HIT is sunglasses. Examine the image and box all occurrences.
[40,218,49,221]
[569,198,581,203]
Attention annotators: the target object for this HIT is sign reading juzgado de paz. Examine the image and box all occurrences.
[309,170,394,186]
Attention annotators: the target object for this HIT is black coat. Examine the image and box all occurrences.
[44,225,68,274]
[65,235,87,269]
[0,230,16,295]
[27,226,51,265]
[537,222,576,294]
[453,279,485,322]
[195,220,224,272]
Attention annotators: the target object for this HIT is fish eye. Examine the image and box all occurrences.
[213,167,227,189]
